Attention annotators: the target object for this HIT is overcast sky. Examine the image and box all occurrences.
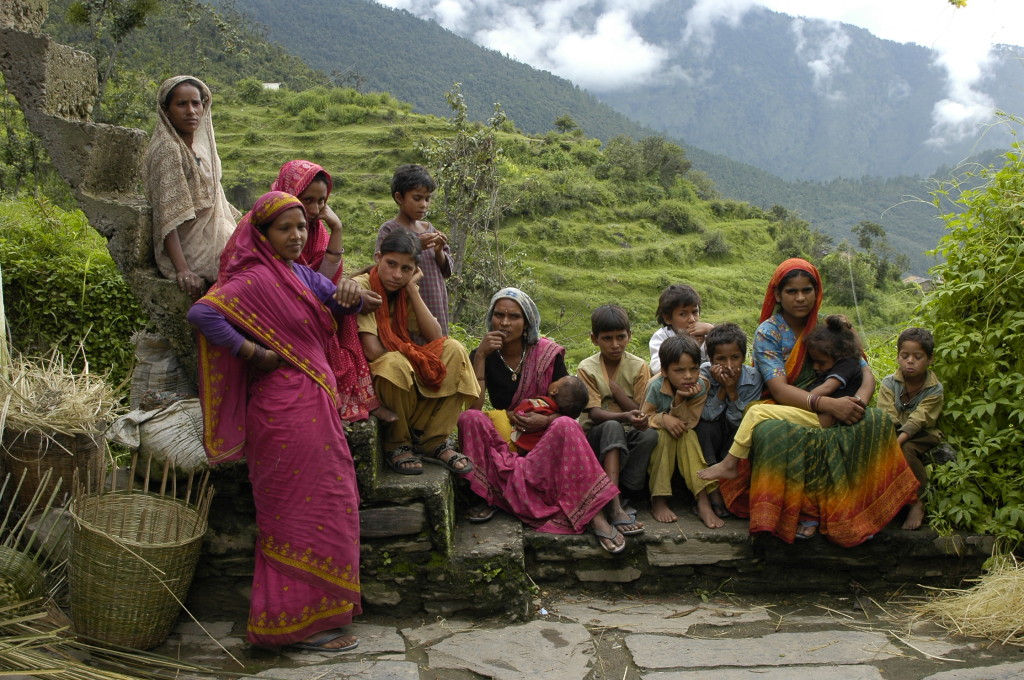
[376,0,1023,145]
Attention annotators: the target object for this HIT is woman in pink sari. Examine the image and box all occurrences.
[189,192,363,651]
[458,288,627,553]
[219,159,392,424]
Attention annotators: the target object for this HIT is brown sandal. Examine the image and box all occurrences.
[421,439,473,475]
[385,445,422,475]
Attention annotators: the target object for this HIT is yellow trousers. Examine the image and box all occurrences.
[371,338,479,453]
[648,429,717,498]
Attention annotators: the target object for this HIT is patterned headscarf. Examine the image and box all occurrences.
[270,160,336,276]
[144,76,218,241]
[761,257,823,385]
[219,191,305,278]
[486,288,541,345]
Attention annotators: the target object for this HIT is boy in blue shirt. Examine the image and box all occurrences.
[695,323,763,517]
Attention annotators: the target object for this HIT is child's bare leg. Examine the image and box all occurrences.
[602,448,643,532]
[695,490,725,529]
[650,496,677,523]
[817,413,835,428]
[901,446,927,531]
[698,453,739,480]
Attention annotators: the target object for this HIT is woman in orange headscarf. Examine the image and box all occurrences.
[700,259,918,546]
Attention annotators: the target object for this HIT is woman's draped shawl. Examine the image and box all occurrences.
[195,192,339,464]
[759,257,823,388]
[144,75,238,280]
[270,159,335,275]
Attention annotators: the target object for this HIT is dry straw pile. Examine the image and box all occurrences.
[913,555,1024,646]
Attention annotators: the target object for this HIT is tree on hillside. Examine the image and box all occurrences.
[418,84,514,325]
[918,136,1024,546]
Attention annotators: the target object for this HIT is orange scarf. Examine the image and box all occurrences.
[761,257,823,385]
[369,267,447,389]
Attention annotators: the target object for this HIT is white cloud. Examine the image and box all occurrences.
[791,18,851,101]
[471,2,668,92]
[546,10,668,90]
[683,0,757,49]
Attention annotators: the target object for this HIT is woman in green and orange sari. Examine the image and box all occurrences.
[700,258,918,545]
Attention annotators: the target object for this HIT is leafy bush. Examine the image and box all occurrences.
[297,106,323,131]
[656,199,703,234]
[702,231,731,258]
[918,143,1024,546]
[325,104,367,126]
[236,77,264,103]
[0,197,147,388]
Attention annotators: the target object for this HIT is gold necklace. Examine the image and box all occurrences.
[499,346,526,382]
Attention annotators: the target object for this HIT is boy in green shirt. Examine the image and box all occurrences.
[877,327,946,531]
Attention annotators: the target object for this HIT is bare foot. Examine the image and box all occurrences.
[651,496,677,523]
[695,493,724,529]
[902,500,925,530]
[371,405,399,423]
[699,455,739,481]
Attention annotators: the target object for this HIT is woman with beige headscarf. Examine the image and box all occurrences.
[144,75,239,298]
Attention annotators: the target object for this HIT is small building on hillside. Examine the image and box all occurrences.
[903,275,935,292]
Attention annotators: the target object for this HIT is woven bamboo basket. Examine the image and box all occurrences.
[1,428,105,512]
[69,490,209,649]
[0,544,45,605]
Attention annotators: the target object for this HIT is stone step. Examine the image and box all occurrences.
[0,29,96,120]
[520,507,991,594]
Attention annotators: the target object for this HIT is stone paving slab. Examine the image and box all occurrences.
[922,661,1024,679]
[627,630,899,669]
[280,624,405,660]
[552,597,769,634]
[645,667,884,680]
[426,619,593,680]
[400,619,476,647]
[251,659,418,679]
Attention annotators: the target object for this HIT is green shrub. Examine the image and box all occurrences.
[297,106,323,131]
[918,142,1024,546]
[236,77,264,103]
[702,231,731,258]
[656,199,703,234]
[325,103,367,126]
[0,197,147,388]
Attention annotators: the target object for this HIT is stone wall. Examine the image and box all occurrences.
[0,2,198,384]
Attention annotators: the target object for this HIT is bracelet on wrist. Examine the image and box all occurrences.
[324,247,344,256]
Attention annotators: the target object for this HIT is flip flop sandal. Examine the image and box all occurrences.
[384,445,423,475]
[589,526,626,554]
[467,505,496,523]
[795,520,820,540]
[611,516,645,536]
[291,629,359,652]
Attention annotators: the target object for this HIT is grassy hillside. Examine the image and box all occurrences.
[37,0,954,274]
[209,84,917,366]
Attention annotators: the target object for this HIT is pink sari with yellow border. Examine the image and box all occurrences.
[195,191,361,646]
